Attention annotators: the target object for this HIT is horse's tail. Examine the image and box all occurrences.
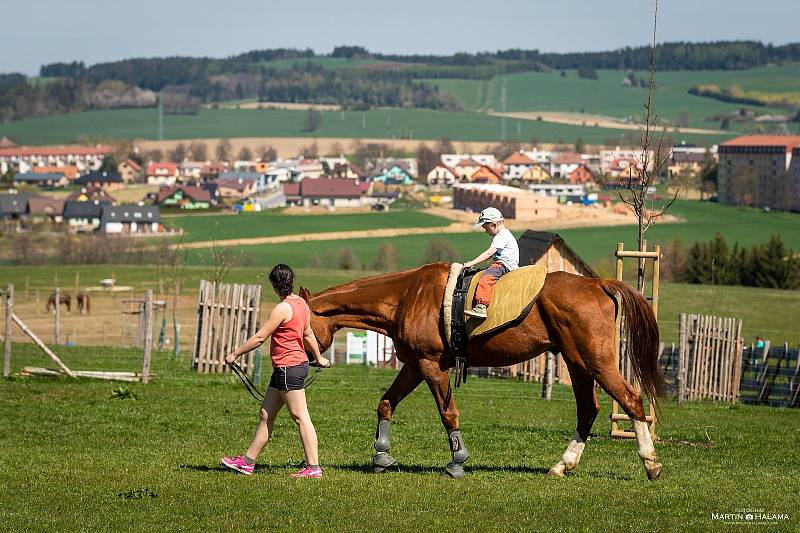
[600,280,666,405]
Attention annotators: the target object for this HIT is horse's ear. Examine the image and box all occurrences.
[299,287,311,302]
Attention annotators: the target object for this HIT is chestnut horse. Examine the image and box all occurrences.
[299,263,665,480]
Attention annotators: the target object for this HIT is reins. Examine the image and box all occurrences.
[227,360,324,404]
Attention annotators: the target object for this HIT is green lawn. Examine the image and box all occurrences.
[428,65,800,129]
[169,210,450,243]
[1,349,797,531]
[0,104,732,147]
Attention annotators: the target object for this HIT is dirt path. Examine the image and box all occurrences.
[173,222,473,250]
[490,111,725,135]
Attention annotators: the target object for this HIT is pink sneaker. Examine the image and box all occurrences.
[221,455,254,476]
[290,465,323,478]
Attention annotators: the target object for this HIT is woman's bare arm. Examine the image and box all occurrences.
[225,303,288,363]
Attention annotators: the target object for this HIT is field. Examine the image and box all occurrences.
[0,102,731,147]
[180,200,800,272]
[1,350,797,531]
[425,65,800,129]
[168,210,451,243]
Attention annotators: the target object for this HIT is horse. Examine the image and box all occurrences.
[45,292,71,313]
[76,292,91,314]
[299,263,665,480]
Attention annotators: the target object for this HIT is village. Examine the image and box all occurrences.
[0,134,734,234]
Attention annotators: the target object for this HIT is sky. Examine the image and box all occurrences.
[2,0,798,75]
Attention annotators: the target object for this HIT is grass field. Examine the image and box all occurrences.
[180,200,800,272]
[426,65,800,129]
[1,349,797,531]
[0,102,732,147]
[168,210,451,243]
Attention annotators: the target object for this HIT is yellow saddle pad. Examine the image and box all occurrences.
[466,264,547,338]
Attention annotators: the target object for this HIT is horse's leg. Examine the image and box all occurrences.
[547,361,599,477]
[372,363,423,472]
[418,358,468,478]
[593,366,662,480]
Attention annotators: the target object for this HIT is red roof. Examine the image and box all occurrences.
[283,183,301,196]
[146,162,179,175]
[720,135,800,152]
[455,158,481,167]
[300,178,362,198]
[218,177,254,192]
[122,159,142,171]
[157,185,211,204]
[553,152,583,165]
[0,145,112,157]
[33,165,79,180]
[0,137,17,149]
[503,151,536,165]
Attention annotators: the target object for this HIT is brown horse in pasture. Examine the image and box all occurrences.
[299,263,665,480]
[46,292,71,313]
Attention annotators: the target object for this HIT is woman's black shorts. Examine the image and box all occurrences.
[268,362,309,391]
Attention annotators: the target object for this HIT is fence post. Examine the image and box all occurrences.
[677,313,686,406]
[252,347,263,385]
[541,351,554,400]
[3,284,13,377]
[54,287,60,345]
[142,290,153,384]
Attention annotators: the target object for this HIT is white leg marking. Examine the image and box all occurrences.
[633,420,656,462]
[549,431,586,476]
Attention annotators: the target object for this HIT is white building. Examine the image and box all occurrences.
[0,145,112,174]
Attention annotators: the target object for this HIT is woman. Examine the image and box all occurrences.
[222,264,330,478]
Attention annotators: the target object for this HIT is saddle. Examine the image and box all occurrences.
[442,263,547,387]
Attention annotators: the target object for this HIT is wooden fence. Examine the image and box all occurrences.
[193,280,262,375]
[677,313,743,404]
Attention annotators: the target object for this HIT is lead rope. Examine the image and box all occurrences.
[228,360,324,404]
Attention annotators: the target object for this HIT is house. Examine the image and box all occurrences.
[179,161,205,179]
[12,172,69,188]
[63,200,105,232]
[283,177,363,207]
[517,230,597,277]
[568,165,595,185]
[33,165,79,181]
[454,158,482,181]
[528,183,586,198]
[550,152,583,179]
[66,186,116,204]
[27,196,65,224]
[519,165,551,183]
[217,176,256,200]
[503,151,538,180]
[201,162,227,180]
[600,147,654,175]
[0,136,17,149]
[427,164,458,187]
[0,144,112,174]
[117,159,142,183]
[607,157,643,179]
[155,185,212,209]
[441,153,497,168]
[0,193,32,222]
[371,165,415,186]
[298,159,325,179]
[329,162,367,180]
[470,165,503,184]
[101,205,162,234]
[146,162,180,185]
[453,183,559,221]
[718,135,800,211]
[73,171,124,191]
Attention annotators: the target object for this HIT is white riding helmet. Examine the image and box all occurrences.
[475,207,503,227]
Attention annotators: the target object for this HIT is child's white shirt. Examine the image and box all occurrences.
[490,228,519,271]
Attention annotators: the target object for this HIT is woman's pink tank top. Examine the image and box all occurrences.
[270,297,310,368]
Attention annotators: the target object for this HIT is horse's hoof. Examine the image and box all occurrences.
[546,468,565,478]
[444,462,465,478]
[372,452,397,473]
[645,462,662,481]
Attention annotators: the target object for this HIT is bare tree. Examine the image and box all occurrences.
[612,0,678,290]
[188,142,208,161]
[205,239,235,284]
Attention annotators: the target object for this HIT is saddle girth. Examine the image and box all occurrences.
[450,267,477,388]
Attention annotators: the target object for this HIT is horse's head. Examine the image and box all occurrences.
[299,287,335,353]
